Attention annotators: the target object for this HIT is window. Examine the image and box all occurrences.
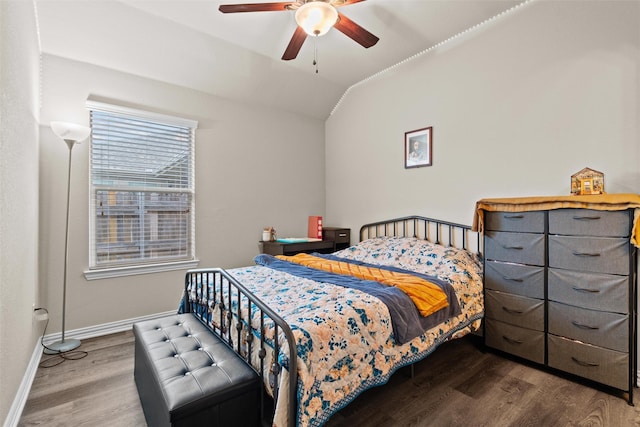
[86,100,197,276]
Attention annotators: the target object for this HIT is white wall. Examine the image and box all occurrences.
[0,1,41,423]
[38,54,326,333]
[325,0,640,234]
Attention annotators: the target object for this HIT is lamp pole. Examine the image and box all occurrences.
[45,122,90,354]
[45,139,81,353]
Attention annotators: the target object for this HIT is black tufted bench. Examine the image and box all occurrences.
[133,313,260,427]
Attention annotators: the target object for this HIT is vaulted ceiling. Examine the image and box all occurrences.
[35,0,523,119]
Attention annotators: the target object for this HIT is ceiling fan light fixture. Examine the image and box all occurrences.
[295,1,338,37]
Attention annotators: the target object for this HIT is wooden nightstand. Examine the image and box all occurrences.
[261,227,351,256]
[322,227,351,251]
[261,239,335,256]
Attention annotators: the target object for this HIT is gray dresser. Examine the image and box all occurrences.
[483,207,637,403]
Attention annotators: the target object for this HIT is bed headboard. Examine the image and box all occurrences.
[359,215,482,256]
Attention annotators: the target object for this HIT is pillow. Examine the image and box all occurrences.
[334,236,482,282]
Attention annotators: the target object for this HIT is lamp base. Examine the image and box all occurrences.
[44,338,81,354]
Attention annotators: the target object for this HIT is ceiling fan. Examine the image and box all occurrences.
[218,0,379,61]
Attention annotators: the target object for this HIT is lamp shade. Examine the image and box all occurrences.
[51,121,91,143]
[295,1,338,36]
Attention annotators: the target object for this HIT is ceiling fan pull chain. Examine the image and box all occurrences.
[313,36,319,74]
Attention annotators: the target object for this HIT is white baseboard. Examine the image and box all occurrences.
[3,310,176,427]
[2,339,44,427]
[40,310,176,346]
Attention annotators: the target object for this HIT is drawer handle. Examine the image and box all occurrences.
[572,215,601,221]
[571,357,600,368]
[571,286,601,294]
[502,335,523,345]
[503,214,525,219]
[571,321,599,330]
[572,251,600,257]
[502,276,524,283]
[503,246,524,250]
[338,233,347,237]
[502,306,524,315]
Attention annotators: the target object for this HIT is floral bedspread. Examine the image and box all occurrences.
[222,236,484,427]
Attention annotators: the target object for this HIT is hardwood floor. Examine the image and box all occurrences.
[19,331,146,427]
[19,330,640,426]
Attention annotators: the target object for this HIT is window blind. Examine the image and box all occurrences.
[87,101,197,268]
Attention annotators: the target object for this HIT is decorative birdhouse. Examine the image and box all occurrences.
[571,167,605,195]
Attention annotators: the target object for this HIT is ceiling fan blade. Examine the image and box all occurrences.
[282,26,307,60]
[334,13,379,48]
[334,0,367,7]
[219,2,294,13]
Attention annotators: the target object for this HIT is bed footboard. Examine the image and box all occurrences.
[183,268,297,427]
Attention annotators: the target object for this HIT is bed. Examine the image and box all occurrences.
[181,216,484,427]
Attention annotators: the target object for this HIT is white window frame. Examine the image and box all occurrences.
[84,99,199,280]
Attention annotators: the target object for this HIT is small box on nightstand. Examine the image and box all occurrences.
[322,227,351,251]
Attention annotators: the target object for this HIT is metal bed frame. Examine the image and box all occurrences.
[182,215,481,427]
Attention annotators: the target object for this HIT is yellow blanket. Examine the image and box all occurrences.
[276,253,449,317]
[472,193,640,248]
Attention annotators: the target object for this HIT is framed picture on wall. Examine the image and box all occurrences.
[404,126,432,169]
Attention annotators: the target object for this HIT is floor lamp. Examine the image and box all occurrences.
[45,121,91,354]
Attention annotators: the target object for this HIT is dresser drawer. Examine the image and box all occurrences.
[485,211,545,233]
[548,334,629,390]
[485,319,545,364]
[485,260,544,299]
[485,231,545,265]
[548,268,629,313]
[486,290,544,331]
[548,301,628,352]
[549,209,630,237]
[548,236,629,275]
